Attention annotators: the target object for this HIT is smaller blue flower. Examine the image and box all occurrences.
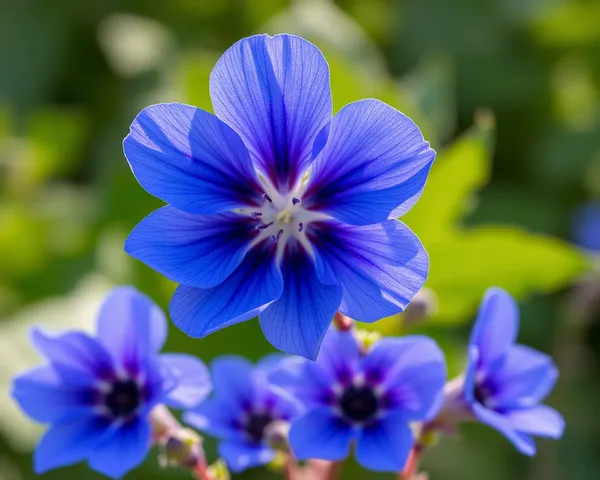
[183,356,301,473]
[281,329,446,472]
[11,286,211,479]
[573,202,600,253]
[462,288,564,455]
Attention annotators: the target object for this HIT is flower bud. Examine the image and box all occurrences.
[158,427,205,470]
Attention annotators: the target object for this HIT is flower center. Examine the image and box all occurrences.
[105,379,141,418]
[244,412,274,444]
[339,385,379,422]
[473,380,493,408]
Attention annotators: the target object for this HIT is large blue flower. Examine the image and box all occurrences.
[183,356,300,473]
[462,288,564,455]
[124,33,434,359]
[11,286,211,479]
[280,328,446,472]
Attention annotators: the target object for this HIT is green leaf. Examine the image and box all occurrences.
[402,112,589,324]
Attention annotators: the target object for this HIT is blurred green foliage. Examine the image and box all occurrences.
[1,0,599,479]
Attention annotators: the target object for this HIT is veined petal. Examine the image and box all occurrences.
[470,288,519,371]
[126,206,258,289]
[472,403,537,456]
[504,405,564,439]
[362,336,446,419]
[302,99,435,225]
[30,328,114,385]
[219,441,274,473]
[259,242,343,359]
[490,345,558,409]
[355,412,414,472]
[124,103,263,214]
[310,220,428,323]
[12,366,94,423]
[96,286,167,376]
[88,417,152,479]
[159,354,212,409]
[169,240,283,338]
[289,409,354,461]
[34,415,111,474]
[210,34,332,191]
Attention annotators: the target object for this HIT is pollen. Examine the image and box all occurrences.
[276,208,293,224]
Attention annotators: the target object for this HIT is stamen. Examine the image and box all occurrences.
[256,222,273,231]
[251,212,262,218]
[271,229,284,242]
[298,222,304,232]
[263,193,273,203]
[292,197,300,205]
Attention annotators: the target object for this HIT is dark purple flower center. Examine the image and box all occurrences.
[473,381,493,408]
[105,379,141,418]
[244,413,274,444]
[340,385,379,422]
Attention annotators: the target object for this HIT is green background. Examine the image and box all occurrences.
[1,0,599,479]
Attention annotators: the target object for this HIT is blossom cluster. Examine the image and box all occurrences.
[11,33,564,479]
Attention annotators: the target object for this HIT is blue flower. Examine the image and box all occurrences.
[183,356,300,473]
[123,33,434,359]
[462,288,564,455]
[11,286,211,479]
[573,202,600,252]
[281,329,446,472]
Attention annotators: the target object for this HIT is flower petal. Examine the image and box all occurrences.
[289,409,354,461]
[34,415,111,474]
[504,405,564,439]
[490,345,558,409]
[88,417,152,479]
[211,355,255,408]
[259,243,343,359]
[126,206,258,289]
[12,366,94,423]
[96,286,167,376]
[30,327,114,385]
[469,287,519,370]
[184,399,240,441]
[312,328,361,387]
[355,411,414,472]
[210,34,332,191]
[218,441,274,473]
[472,403,537,456]
[302,99,435,225]
[159,354,212,409]
[310,220,428,322]
[124,103,263,214]
[362,336,446,419]
[169,240,283,338]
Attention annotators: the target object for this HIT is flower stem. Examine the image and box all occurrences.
[400,445,422,480]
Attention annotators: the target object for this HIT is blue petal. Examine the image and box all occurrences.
[124,103,263,214]
[303,99,435,225]
[490,345,558,409]
[219,441,274,473]
[504,405,564,439]
[169,240,283,338]
[289,408,354,461]
[572,202,600,252]
[88,417,152,479]
[96,286,167,376]
[362,336,446,419]
[355,411,413,472]
[313,328,361,385]
[126,207,259,289]
[311,220,428,322]
[159,353,212,409]
[12,365,93,423]
[184,399,241,441]
[472,403,537,456]
[469,288,519,371]
[259,242,343,359]
[34,415,111,474]
[30,328,115,385]
[210,34,332,191]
